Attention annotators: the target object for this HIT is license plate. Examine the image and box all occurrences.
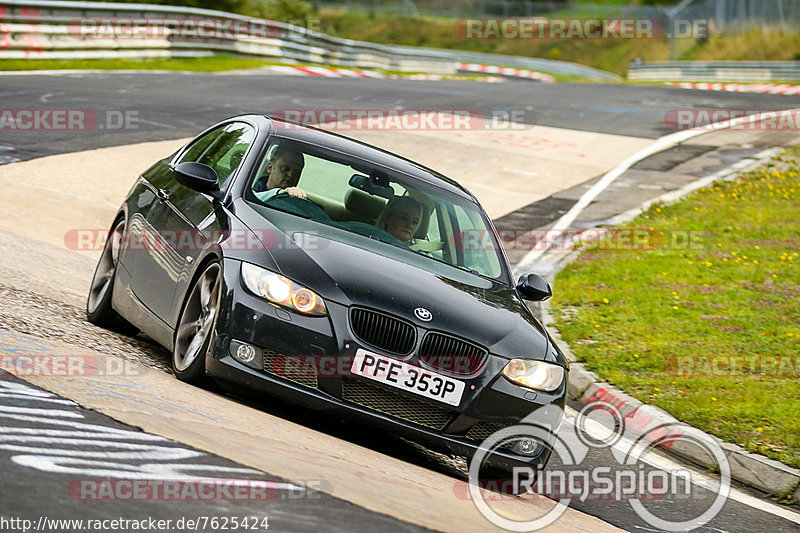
[351,349,465,407]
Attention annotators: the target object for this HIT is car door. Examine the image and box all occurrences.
[128,122,256,325]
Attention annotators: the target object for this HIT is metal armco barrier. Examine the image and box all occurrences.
[0,0,619,80]
[629,61,800,82]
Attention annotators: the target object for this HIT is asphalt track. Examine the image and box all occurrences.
[1,71,800,533]
[3,71,800,160]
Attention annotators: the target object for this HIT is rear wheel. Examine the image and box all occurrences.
[86,219,138,335]
[172,262,221,383]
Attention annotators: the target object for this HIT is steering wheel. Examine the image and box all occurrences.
[264,194,332,222]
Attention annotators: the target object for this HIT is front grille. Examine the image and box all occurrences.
[342,378,453,430]
[263,350,318,389]
[349,307,416,355]
[419,332,487,377]
[466,421,516,449]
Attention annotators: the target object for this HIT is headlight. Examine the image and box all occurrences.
[502,359,565,392]
[241,262,327,316]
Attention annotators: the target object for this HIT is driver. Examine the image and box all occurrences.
[253,147,307,200]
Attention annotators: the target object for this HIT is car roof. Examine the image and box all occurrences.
[240,114,480,203]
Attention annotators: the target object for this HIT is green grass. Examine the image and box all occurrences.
[0,56,499,81]
[0,55,279,72]
[317,10,800,76]
[552,149,800,468]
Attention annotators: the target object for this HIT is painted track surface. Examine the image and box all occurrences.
[1,71,800,532]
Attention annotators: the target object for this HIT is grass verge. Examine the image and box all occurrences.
[0,56,279,72]
[551,149,800,468]
[318,10,800,76]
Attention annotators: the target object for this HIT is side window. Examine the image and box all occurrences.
[177,123,255,189]
[176,128,223,165]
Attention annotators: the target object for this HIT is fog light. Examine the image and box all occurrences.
[231,341,257,364]
[515,438,539,456]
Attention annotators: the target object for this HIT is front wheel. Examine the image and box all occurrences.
[86,219,138,335]
[172,262,221,383]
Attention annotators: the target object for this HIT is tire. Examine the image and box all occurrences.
[172,261,221,384]
[86,219,138,335]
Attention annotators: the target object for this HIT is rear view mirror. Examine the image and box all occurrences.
[349,172,394,199]
[516,273,552,301]
[173,162,220,193]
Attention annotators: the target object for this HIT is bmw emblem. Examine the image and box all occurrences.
[414,307,432,322]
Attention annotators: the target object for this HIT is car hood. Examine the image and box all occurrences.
[232,202,564,365]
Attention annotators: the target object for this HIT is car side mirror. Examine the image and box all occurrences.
[173,162,220,194]
[516,273,552,301]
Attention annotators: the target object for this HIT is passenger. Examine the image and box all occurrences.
[378,196,423,244]
[253,147,307,200]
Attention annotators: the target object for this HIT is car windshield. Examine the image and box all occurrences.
[244,138,509,282]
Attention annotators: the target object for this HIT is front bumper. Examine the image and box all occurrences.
[207,258,567,471]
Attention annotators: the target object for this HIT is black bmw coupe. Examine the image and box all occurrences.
[87,115,568,477]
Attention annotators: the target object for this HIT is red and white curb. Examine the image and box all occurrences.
[268,64,550,83]
[264,65,503,82]
[457,62,556,83]
[266,65,389,78]
[670,82,800,96]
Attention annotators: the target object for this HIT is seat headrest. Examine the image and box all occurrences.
[344,188,387,224]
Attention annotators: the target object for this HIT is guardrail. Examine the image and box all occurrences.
[0,0,619,80]
[629,61,800,82]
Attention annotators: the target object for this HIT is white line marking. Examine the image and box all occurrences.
[0,393,76,405]
[515,107,800,273]
[0,405,83,418]
[604,148,780,227]
[136,118,176,129]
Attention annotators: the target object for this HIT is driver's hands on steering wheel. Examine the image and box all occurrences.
[280,186,307,199]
